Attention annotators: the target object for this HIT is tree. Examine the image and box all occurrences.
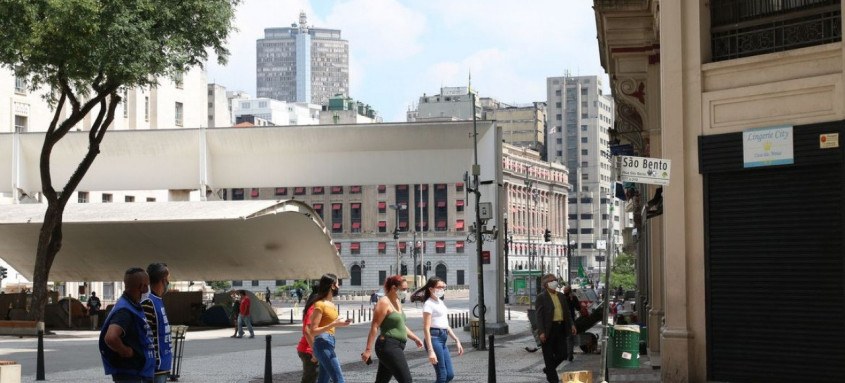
[0,0,241,322]
[610,252,636,291]
[207,281,232,292]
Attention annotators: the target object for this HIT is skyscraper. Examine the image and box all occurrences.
[546,74,621,282]
[256,12,349,105]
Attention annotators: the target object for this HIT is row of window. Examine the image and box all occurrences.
[77,192,155,203]
[232,183,465,198]
[335,241,465,255]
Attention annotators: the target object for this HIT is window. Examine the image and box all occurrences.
[145,96,150,122]
[14,74,26,94]
[456,241,464,253]
[252,280,259,287]
[251,188,259,198]
[456,219,465,231]
[378,242,387,254]
[312,186,324,195]
[241,102,250,109]
[102,193,113,203]
[274,187,288,196]
[175,102,184,126]
[556,114,562,121]
[14,115,27,133]
[555,90,562,96]
[399,242,407,254]
[455,182,464,192]
[313,203,324,219]
[378,185,386,194]
[350,185,362,194]
[331,186,343,194]
[276,280,287,286]
[582,243,594,249]
[582,125,588,131]
[580,228,593,234]
[436,241,446,254]
[232,280,243,287]
[232,188,244,200]
[258,101,267,108]
[294,187,306,195]
[556,138,562,144]
[125,196,135,203]
[581,149,588,156]
[378,221,387,233]
[378,201,387,213]
[581,161,588,168]
[174,72,184,89]
[581,137,588,143]
[146,197,156,202]
[581,214,593,219]
[457,270,465,285]
[351,203,362,233]
[350,242,360,255]
[456,200,465,212]
[78,192,89,203]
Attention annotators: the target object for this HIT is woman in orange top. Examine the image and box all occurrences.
[307,274,350,383]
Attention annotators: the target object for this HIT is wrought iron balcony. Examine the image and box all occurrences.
[711,0,841,61]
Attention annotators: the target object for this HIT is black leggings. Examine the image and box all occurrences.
[374,336,412,383]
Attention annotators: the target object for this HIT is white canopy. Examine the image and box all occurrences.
[0,200,349,281]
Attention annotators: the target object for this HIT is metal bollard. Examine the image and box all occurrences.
[264,335,272,383]
[37,329,45,381]
[488,334,496,383]
[290,309,294,324]
[508,307,511,321]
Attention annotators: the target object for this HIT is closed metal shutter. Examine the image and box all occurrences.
[701,122,845,382]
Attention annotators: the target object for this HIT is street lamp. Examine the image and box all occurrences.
[389,203,407,276]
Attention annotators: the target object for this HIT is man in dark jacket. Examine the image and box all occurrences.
[534,274,576,383]
[99,267,156,382]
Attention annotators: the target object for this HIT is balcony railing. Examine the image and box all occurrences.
[711,0,841,61]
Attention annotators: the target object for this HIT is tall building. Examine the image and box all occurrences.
[489,103,546,154]
[256,12,349,105]
[546,75,621,281]
[207,83,232,128]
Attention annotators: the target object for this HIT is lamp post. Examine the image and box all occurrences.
[389,204,407,276]
[503,217,510,305]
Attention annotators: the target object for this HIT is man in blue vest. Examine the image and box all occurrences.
[143,263,173,383]
[100,267,156,382]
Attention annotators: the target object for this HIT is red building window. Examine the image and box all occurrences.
[312,186,324,195]
[456,241,465,253]
[436,201,446,208]
[274,187,288,196]
[378,185,386,193]
[331,186,343,194]
[399,242,407,253]
[334,243,342,253]
[456,199,465,212]
[455,182,464,192]
[332,203,342,210]
[456,220,465,231]
[399,221,408,229]
[378,201,387,213]
[351,222,361,233]
[332,222,342,233]
[350,242,360,255]
[350,185,362,194]
[436,241,446,254]
[251,188,260,198]
[378,242,387,254]
[294,187,306,195]
[378,221,387,233]
[436,220,447,231]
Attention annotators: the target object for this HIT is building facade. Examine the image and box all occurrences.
[546,75,622,281]
[208,83,232,128]
[490,103,547,154]
[595,0,844,381]
[256,12,349,105]
[231,97,320,126]
[408,86,481,121]
[319,94,381,124]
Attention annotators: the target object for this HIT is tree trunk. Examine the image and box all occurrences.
[30,205,63,322]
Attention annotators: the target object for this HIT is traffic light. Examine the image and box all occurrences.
[543,229,551,242]
[0,266,7,280]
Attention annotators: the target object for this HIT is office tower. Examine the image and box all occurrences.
[256,12,349,105]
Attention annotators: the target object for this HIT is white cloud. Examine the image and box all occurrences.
[324,0,427,63]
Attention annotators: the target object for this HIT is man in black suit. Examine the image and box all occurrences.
[535,274,576,383]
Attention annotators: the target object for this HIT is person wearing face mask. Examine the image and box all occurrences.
[361,275,423,383]
[236,289,255,339]
[141,263,173,383]
[99,267,156,383]
[534,274,576,383]
[307,273,350,383]
[418,277,463,383]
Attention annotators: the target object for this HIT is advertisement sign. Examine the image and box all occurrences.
[620,156,671,186]
[743,125,794,168]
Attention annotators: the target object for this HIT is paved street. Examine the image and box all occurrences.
[2,293,659,382]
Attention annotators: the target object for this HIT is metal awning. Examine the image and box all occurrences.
[0,200,348,281]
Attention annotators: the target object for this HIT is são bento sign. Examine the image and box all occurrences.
[620,156,671,186]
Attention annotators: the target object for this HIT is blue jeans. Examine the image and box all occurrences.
[237,314,254,337]
[313,333,345,383]
[428,328,454,383]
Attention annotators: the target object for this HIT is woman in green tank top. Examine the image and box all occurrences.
[361,275,423,383]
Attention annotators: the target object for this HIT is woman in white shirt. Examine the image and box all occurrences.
[419,277,463,382]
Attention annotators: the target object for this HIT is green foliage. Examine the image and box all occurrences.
[274,280,311,297]
[207,281,232,291]
[0,0,240,99]
[610,252,637,291]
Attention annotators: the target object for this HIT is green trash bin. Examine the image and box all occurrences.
[609,324,640,368]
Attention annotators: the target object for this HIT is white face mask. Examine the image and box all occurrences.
[547,281,559,290]
[398,290,408,301]
[141,285,151,302]
[434,289,445,299]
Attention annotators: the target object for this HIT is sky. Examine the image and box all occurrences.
[208,0,608,122]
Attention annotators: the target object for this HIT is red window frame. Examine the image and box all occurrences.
[456,219,465,231]
[378,242,387,254]
[331,186,343,194]
[312,186,324,194]
[350,185,362,194]
[294,187,306,195]
[274,187,288,196]
[456,241,465,253]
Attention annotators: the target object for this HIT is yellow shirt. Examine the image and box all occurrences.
[550,292,564,322]
[314,300,338,335]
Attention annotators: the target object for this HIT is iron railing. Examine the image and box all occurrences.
[711,0,841,61]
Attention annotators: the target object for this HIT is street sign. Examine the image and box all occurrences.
[479,202,493,220]
[596,240,607,250]
[620,156,671,186]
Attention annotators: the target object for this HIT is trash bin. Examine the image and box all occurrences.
[609,324,640,368]
[469,319,479,349]
[169,325,189,381]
